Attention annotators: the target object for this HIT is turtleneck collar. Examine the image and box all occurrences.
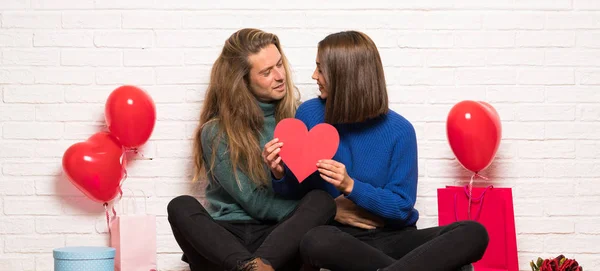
[258,101,276,117]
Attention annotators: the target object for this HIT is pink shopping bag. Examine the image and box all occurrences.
[437,185,518,271]
[109,190,157,271]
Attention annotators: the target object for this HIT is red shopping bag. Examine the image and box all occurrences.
[437,185,518,271]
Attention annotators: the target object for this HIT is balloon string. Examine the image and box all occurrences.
[104,203,110,234]
[126,147,153,160]
[468,172,489,220]
[119,165,128,189]
[105,188,123,235]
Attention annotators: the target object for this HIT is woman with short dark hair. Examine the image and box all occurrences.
[263,30,488,271]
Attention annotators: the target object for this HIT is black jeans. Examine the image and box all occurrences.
[167,190,336,271]
[300,221,488,271]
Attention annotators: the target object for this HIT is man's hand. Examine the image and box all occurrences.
[262,138,284,179]
[334,195,384,230]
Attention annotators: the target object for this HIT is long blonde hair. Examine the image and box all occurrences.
[193,28,299,188]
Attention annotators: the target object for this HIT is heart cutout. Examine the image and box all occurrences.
[274,118,339,183]
[62,132,126,203]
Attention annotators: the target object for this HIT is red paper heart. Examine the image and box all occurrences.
[62,132,126,203]
[274,118,339,183]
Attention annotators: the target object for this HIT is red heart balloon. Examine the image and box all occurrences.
[62,132,126,203]
[274,118,339,183]
[446,101,502,173]
[105,85,156,149]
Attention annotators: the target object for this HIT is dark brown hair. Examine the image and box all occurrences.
[318,30,388,124]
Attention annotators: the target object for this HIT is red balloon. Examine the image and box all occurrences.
[62,132,126,203]
[105,85,156,148]
[446,100,502,173]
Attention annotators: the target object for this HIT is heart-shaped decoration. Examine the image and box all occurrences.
[274,118,339,183]
[62,132,126,203]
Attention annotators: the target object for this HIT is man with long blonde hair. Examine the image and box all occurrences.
[167,28,335,271]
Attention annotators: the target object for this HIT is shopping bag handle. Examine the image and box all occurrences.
[454,185,493,221]
[106,188,150,235]
[118,188,149,215]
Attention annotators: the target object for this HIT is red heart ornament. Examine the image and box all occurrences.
[62,132,127,203]
[274,118,339,183]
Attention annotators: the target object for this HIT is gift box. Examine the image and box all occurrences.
[54,246,116,271]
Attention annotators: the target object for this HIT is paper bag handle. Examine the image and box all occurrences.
[106,188,150,234]
[119,188,149,215]
[454,185,493,221]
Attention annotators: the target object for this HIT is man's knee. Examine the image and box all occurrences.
[167,195,203,224]
[304,190,336,219]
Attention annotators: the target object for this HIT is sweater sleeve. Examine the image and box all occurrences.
[271,165,307,199]
[345,124,419,225]
[202,124,298,222]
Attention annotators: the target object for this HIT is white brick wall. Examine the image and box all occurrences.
[0,1,599,270]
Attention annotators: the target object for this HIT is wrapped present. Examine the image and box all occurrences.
[54,246,115,271]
